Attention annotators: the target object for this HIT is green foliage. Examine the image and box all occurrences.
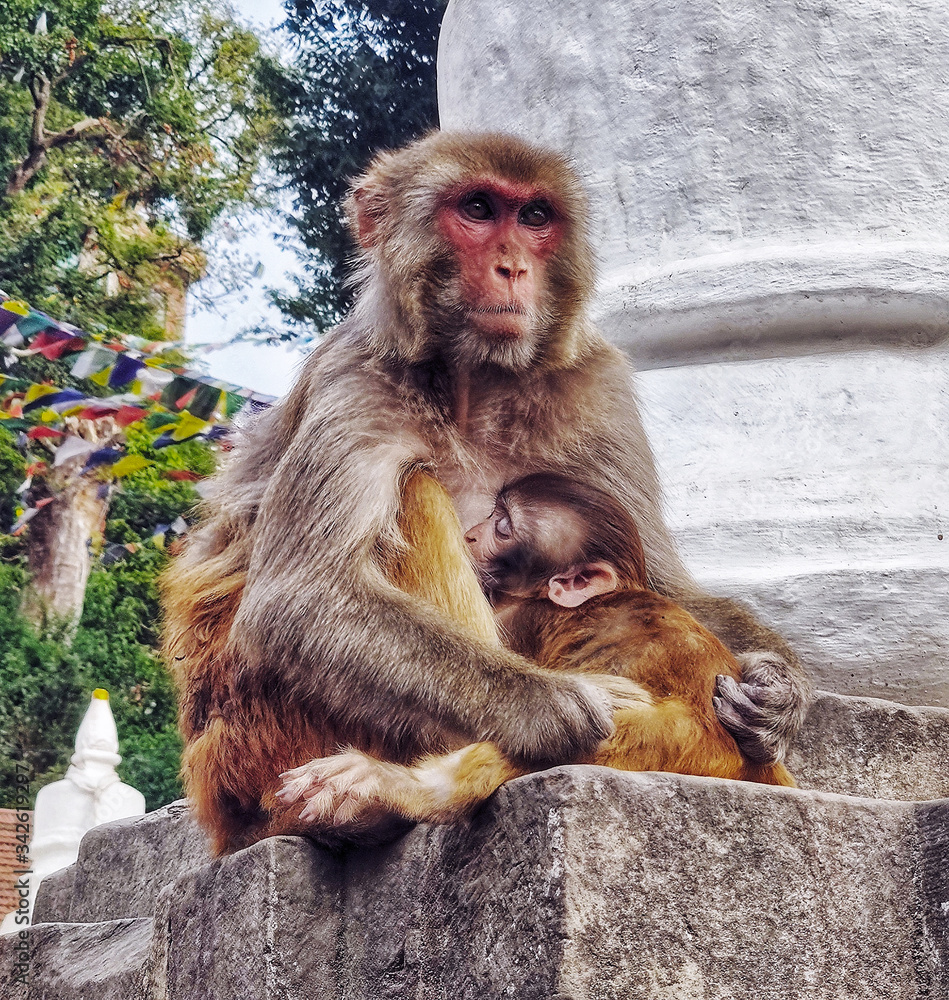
[0,552,185,811]
[0,562,84,804]
[0,380,223,812]
[0,420,26,529]
[0,427,208,812]
[0,0,283,338]
[268,0,446,334]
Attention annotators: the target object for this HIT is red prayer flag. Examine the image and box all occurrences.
[114,405,149,428]
[175,386,198,410]
[75,406,120,420]
[26,426,63,440]
[31,330,85,360]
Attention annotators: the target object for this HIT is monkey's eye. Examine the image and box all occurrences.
[461,194,494,221]
[518,201,552,227]
[494,513,513,540]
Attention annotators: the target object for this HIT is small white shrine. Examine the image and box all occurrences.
[1,689,145,931]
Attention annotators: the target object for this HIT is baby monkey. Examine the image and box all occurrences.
[280,473,795,828]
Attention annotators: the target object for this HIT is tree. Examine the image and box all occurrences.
[268,0,446,335]
[0,422,217,811]
[0,0,278,620]
[0,0,282,336]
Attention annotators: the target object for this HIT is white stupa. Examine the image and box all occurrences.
[438,0,949,706]
[1,689,145,931]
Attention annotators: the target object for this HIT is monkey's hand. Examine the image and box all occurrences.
[713,651,812,764]
[584,673,654,714]
[278,751,412,826]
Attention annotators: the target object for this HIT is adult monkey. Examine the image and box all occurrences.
[163,132,809,855]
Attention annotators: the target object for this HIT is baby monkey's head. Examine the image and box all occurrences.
[465,472,648,607]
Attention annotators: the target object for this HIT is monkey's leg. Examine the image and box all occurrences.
[388,468,499,643]
[279,743,525,825]
[596,698,751,781]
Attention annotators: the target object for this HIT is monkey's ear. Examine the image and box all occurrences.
[547,562,619,608]
[350,183,388,250]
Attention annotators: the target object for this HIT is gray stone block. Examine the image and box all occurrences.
[34,800,210,924]
[31,865,76,926]
[0,923,29,1000]
[141,769,947,999]
[0,918,151,1000]
[335,769,948,1000]
[149,837,341,1000]
[791,691,949,801]
[22,694,949,999]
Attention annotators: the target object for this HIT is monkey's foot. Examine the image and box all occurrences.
[278,751,412,825]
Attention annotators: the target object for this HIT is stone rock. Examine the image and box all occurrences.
[17,763,949,998]
[0,918,151,1000]
[149,838,340,1000]
[33,799,209,924]
[150,770,949,999]
[790,691,949,801]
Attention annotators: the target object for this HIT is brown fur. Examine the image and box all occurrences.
[505,590,795,786]
[277,479,793,830]
[164,132,807,854]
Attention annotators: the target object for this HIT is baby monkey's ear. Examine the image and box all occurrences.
[546,562,619,607]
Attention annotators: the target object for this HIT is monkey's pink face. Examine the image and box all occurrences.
[463,508,515,572]
[437,179,564,343]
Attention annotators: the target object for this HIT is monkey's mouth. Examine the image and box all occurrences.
[472,304,526,315]
[469,304,531,338]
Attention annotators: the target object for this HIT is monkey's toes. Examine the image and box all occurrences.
[276,767,324,804]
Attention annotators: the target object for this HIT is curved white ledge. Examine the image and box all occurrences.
[596,242,949,368]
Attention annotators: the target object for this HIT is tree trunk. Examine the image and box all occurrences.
[21,476,108,630]
[5,145,50,197]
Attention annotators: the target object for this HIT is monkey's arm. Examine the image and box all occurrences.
[572,341,812,765]
[276,681,795,831]
[223,368,615,769]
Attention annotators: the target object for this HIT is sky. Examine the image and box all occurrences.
[184,0,310,399]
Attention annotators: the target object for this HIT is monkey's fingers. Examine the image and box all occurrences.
[291,751,393,824]
[714,674,785,765]
[277,760,332,805]
[585,673,653,713]
[299,786,367,825]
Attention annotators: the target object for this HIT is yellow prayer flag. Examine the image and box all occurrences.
[24,384,58,404]
[111,455,153,477]
[171,412,208,441]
